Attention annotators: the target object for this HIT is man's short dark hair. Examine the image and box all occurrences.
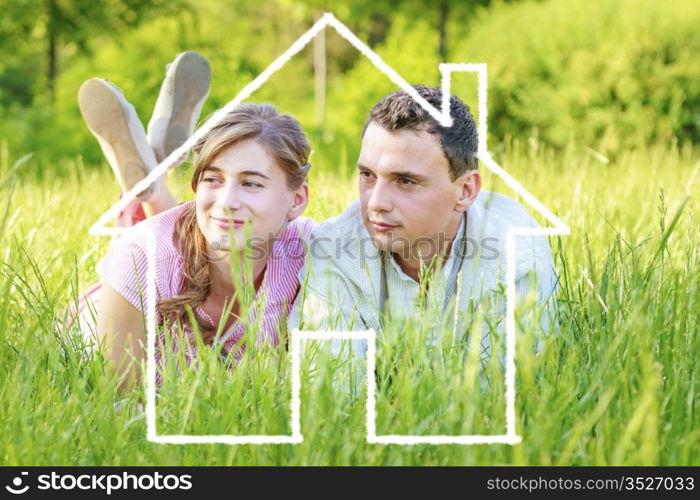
[362,85,478,180]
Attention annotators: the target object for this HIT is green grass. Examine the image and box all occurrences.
[0,138,698,465]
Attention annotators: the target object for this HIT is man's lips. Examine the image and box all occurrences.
[211,216,245,229]
[369,220,399,232]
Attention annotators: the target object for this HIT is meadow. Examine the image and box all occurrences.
[0,137,697,465]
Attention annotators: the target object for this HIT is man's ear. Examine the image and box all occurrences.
[454,169,481,213]
[287,182,309,221]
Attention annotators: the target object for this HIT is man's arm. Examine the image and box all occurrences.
[510,233,561,350]
[289,259,367,332]
[475,234,560,363]
[514,264,560,350]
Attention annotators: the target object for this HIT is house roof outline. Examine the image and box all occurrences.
[90,12,568,237]
[85,12,570,446]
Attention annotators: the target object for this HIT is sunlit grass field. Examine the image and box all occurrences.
[0,138,697,465]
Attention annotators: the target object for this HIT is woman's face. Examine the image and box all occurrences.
[195,138,306,260]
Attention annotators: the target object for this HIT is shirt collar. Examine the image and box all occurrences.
[441,212,466,278]
[386,212,467,282]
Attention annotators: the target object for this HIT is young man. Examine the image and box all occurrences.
[290,85,558,356]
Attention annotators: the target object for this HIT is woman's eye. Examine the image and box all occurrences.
[242,181,263,188]
[203,176,222,184]
[359,171,371,179]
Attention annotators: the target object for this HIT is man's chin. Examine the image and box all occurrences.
[367,230,402,254]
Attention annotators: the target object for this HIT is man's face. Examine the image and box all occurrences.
[358,122,467,261]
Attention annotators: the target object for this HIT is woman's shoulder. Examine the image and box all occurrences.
[95,202,192,310]
[286,215,317,240]
[122,201,193,257]
[268,216,316,270]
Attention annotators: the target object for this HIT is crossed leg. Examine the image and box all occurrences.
[64,51,211,342]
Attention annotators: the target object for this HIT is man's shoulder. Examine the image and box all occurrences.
[474,190,540,230]
[293,200,380,330]
[470,190,554,280]
[307,200,377,258]
[302,199,379,289]
[310,199,364,240]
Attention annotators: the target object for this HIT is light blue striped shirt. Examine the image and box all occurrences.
[290,190,559,357]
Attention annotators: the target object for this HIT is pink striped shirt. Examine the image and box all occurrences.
[95,201,315,382]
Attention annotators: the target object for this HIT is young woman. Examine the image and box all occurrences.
[68,55,314,390]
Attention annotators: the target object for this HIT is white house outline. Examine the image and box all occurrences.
[87,13,570,446]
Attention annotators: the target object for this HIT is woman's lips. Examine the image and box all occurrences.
[212,216,245,229]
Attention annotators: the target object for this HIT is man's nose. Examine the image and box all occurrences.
[366,178,393,213]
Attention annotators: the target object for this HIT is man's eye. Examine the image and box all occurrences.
[398,177,416,185]
[359,171,371,179]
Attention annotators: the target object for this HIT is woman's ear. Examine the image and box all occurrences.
[287,182,309,221]
[454,169,481,214]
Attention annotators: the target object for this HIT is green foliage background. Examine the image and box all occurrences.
[1,0,698,172]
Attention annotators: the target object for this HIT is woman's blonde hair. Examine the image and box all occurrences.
[157,103,311,342]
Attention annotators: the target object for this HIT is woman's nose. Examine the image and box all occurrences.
[222,182,242,210]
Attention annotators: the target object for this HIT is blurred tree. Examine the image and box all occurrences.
[0,0,42,106]
[433,0,523,59]
[0,0,186,104]
[322,0,520,59]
